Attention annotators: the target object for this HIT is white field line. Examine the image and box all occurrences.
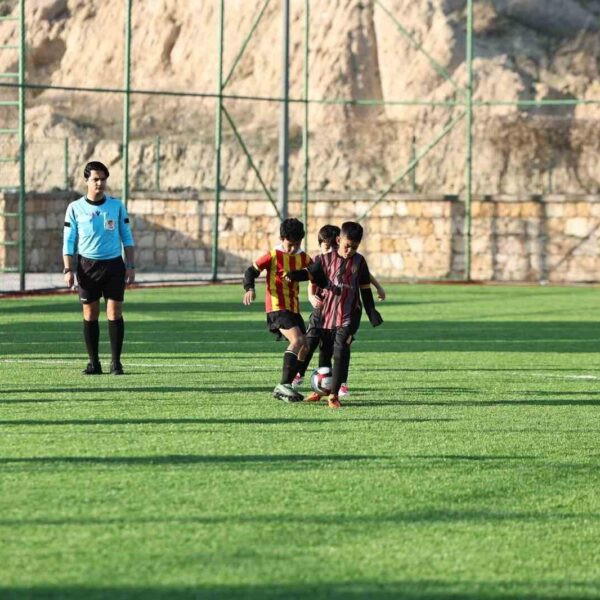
[0,358,597,379]
[0,358,272,369]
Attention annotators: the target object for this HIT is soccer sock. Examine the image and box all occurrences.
[297,334,320,377]
[295,359,307,378]
[341,346,352,384]
[331,344,350,396]
[108,317,125,364]
[281,350,298,385]
[83,319,100,363]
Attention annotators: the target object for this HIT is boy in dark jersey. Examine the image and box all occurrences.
[285,221,383,408]
[292,224,386,398]
[242,218,315,402]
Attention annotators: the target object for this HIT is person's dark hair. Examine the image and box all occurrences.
[84,161,110,179]
[280,218,305,241]
[340,221,363,243]
[318,224,340,246]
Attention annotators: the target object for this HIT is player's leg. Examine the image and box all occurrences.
[293,326,320,388]
[338,340,353,398]
[77,258,103,374]
[318,329,334,369]
[304,329,336,403]
[279,325,305,384]
[104,257,127,375]
[328,327,352,408]
[81,300,102,374]
[273,325,306,402]
[340,308,361,397]
[106,299,125,374]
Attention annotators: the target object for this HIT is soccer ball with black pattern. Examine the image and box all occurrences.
[310,366,332,396]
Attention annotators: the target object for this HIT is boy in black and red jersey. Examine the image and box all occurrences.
[285,221,383,408]
[292,224,386,397]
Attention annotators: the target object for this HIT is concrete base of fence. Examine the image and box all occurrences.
[2,190,600,284]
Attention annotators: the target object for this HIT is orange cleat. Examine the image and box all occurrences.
[327,394,342,409]
[305,391,323,403]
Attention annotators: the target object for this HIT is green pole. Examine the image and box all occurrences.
[64,137,69,189]
[18,0,25,291]
[211,0,224,282]
[302,0,309,240]
[277,0,290,221]
[155,135,160,191]
[464,0,473,282]
[122,0,132,206]
[410,135,416,192]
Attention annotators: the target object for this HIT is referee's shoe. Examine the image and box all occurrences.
[110,361,124,375]
[83,361,102,375]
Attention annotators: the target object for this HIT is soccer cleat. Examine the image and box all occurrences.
[305,391,323,403]
[327,394,342,409]
[291,374,304,390]
[272,383,303,403]
[110,361,124,375]
[83,361,102,375]
[338,383,350,398]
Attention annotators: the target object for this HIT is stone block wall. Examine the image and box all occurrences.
[2,190,600,282]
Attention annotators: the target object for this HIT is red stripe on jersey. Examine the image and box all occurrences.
[275,250,286,311]
[288,253,298,312]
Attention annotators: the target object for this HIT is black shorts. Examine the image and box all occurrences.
[306,308,323,333]
[266,310,306,340]
[77,255,126,304]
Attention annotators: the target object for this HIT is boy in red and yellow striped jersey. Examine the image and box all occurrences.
[243,218,317,402]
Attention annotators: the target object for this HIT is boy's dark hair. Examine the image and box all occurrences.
[280,218,305,241]
[318,224,340,246]
[340,221,363,243]
[84,161,110,179]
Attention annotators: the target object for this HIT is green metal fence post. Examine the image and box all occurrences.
[464,0,473,282]
[122,0,132,206]
[18,0,25,291]
[410,135,417,192]
[211,0,224,282]
[277,0,290,221]
[63,137,69,189]
[302,0,309,240]
[155,135,160,191]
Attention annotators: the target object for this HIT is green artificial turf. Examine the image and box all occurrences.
[1,283,600,599]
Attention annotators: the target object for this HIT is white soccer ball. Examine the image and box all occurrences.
[310,366,332,396]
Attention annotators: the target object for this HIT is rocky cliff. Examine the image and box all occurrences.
[1,0,599,195]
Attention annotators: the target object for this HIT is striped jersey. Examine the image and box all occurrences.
[63,195,134,259]
[318,251,371,329]
[254,245,312,313]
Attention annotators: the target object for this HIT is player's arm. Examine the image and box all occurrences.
[359,260,383,326]
[308,281,322,309]
[370,273,386,300]
[119,204,136,285]
[243,255,268,305]
[284,260,329,290]
[124,245,135,285]
[62,205,78,288]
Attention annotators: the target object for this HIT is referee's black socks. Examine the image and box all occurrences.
[108,317,125,364]
[83,319,100,364]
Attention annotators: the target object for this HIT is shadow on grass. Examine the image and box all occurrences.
[0,454,381,469]
[3,319,600,354]
[0,386,272,395]
[358,397,600,407]
[0,417,457,426]
[0,579,598,599]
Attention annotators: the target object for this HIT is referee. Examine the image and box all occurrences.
[63,161,135,375]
